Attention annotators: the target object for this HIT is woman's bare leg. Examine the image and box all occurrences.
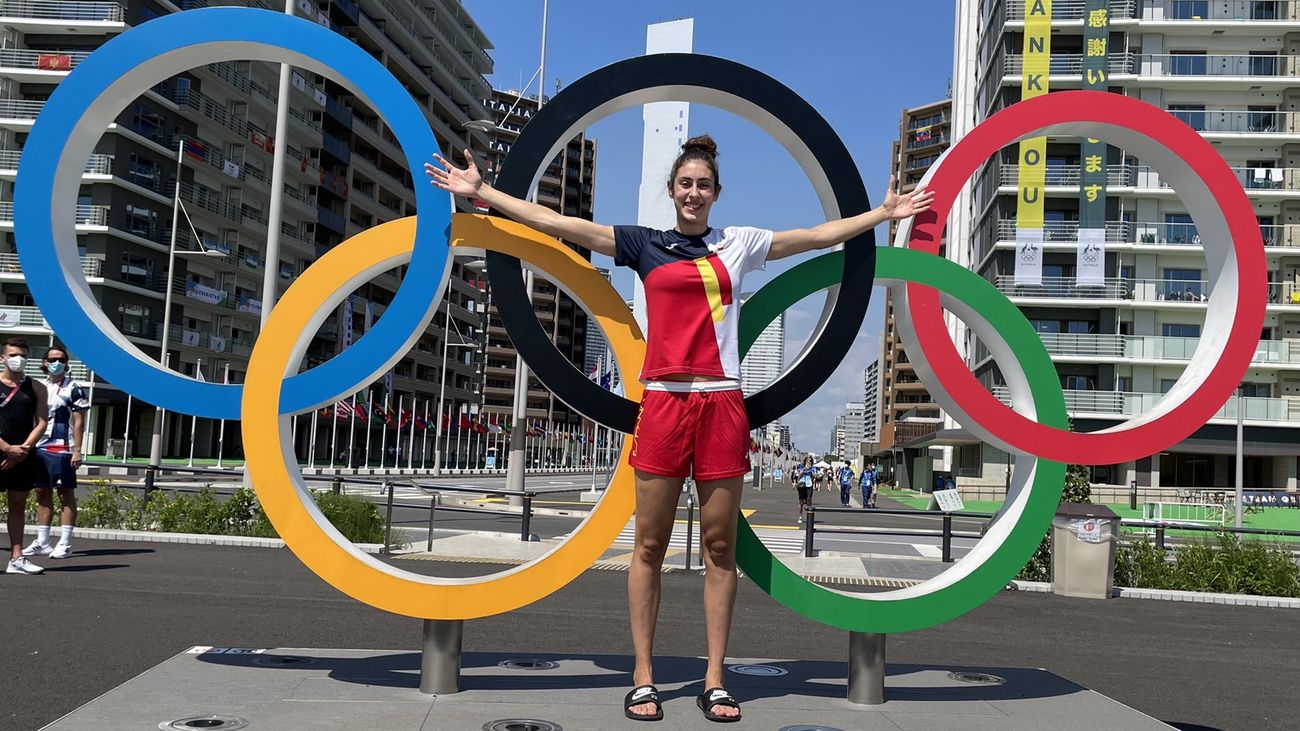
[627,469,682,717]
[697,474,743,719]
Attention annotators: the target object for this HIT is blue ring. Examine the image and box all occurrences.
[15,8,449,419]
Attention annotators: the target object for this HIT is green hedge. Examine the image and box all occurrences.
[3,483,389,545]
[1116,533,1300,598]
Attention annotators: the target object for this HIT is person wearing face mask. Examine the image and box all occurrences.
[1,337,49,575]
[427,134,933,723]
[22,346,89,560]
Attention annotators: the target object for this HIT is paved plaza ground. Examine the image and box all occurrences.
[1,541,1296,730]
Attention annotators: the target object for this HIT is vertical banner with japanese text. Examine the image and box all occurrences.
[1077,0,1110,286]
[1015,0,1051,286]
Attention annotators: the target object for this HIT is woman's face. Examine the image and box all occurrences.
[668,159,719,228]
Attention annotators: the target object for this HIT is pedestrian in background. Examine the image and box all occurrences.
[2,337,49,575]
[860,462,877,509]
[23,346,89,560]
[793,455,815,523]
[838,463,855,507]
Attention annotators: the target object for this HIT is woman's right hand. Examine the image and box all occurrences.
[424,149,483,198]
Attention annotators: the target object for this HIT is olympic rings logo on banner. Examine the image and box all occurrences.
[14,8,1265,634]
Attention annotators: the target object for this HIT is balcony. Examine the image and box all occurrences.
[1004,53,1134,76]
[0,149,111,176]
[998,163,1135,187]
[1037,333,1300,367]
[0,252,101,278]
[1005,0,1137,21]
[0,98,43,129]
[0,200,108,226]
[1140,0,1299,21]
[994,219,1300,249]
[990,386,1300,423]
[0,48,92,82]
[994,275,1198,302]
[1167,108,1300,135]
[1135,53,1298,79]
[0,1,124,34]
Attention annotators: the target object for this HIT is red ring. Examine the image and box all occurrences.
[904,91,1266,465]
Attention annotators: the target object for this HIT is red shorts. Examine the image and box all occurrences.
[630,389,750,480]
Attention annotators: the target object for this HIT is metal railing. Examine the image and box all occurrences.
[802,506,994,562]
[0,0,125,22]
[0,149,110,174]
[1121,520,1300,552]
[994,219,1300,248]
[1037,333,1300,366]
[1141,0,1298,20]
[0,252,101,277]
[0,47,92,70]
[1004,52,1135,75]
[0,201,108,226]
[1168,108,1300,134]
[988,386,1300,421]
[998,163,1135,187]
[1005,0,1137,20]
[1136,53,1297,77]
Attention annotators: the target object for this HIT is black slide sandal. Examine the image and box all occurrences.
[696,687,741,723]
[624,684,663,722]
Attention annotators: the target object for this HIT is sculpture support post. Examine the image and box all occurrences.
[420,619,463,695]
[847,631,885,705]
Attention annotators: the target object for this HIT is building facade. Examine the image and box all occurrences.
[740,294,786,444]
[945,0,1300,497]
[863,359,880,445]
[476,87,596,428]
[875,98,952,484]
[839,401,867,462]
[0,0,495,465]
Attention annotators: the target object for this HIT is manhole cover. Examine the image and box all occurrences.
[251,655,316,667]
[728,663,788,677]
[497,659,559,671]
[483,720,562,731]
[778,726,847,731]
[948,671,1006,685]
[159,717,250,731]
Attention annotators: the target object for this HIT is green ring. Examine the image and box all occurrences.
[737,246,1066,633]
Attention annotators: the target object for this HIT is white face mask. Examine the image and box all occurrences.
[5,355,26,373]
[47,361,66,376]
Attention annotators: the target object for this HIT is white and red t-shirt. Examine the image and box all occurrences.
[36,378,89,453]
[614,225,773,386]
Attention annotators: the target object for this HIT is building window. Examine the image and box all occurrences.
[955,444,982,477]
[1169,51,1207,76]
[1167,104,1205,132]
[1162,323,1201,338]
[117,303,152,337]
[1240,382,1271,398]
[1162,267,1204,300]
[1117,376,1132,392]
[1063,375,1093,391]
[1163,213,1198,245]
[124,205,159,240]
[1169,1,1208,19]
[119,252,154,287]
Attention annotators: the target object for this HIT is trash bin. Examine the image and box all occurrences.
[1051,503,1120,599]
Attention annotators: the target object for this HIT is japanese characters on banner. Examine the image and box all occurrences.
[1014,0,1051,286]
[1077,0,1110,286]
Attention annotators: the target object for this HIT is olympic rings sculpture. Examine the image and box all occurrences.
[14,8,1265,634]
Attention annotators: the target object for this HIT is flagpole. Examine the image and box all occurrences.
[379,388,390,470]
[121,393,132,464]
[363,390,374,469]
[216,363,228,468]
[83,370,96,457]
[407,395,416,470]
[329,396,339,470]
[308,395,319,469]
[346,391,358,470]
[187,358,201,466]
[420,399,430,471]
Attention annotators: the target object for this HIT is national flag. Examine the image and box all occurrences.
[458,414,473,431]
[37,54,71,71]
[399,408,412,429]
[599,368,612,391]
[487,415,502,434]
[750,439,759,454]
[473,416,489,435]
[183,139,207,161]
[528,420,546,437]
[334,401,353,421]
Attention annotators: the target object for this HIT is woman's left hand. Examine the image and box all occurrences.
[881,175,935,221]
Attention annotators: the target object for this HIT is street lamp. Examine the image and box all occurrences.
[146,138,228,489]
[432,259,484,476]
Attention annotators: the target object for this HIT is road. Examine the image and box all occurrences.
[1,540,1295,731]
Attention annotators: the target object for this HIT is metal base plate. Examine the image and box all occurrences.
[42,648,1174,731]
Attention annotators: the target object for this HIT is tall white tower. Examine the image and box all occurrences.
[634,18,694,332]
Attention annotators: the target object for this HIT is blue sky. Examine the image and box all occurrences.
[463,0,956,452]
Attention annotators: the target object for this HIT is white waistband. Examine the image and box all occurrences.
[643,379,742,393]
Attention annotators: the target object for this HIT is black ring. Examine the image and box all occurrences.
[488,53,875,433]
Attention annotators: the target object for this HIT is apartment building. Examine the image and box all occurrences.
[0,0,495,463]
[944,0,1300,496]
[474,86,596,428]
[874,98,952,485]
[739,293,787,445]
[863,358,880,446]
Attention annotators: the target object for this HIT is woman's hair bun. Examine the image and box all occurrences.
[681,134,718,158]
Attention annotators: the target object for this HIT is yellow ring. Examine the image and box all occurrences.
[243,213,644,619]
